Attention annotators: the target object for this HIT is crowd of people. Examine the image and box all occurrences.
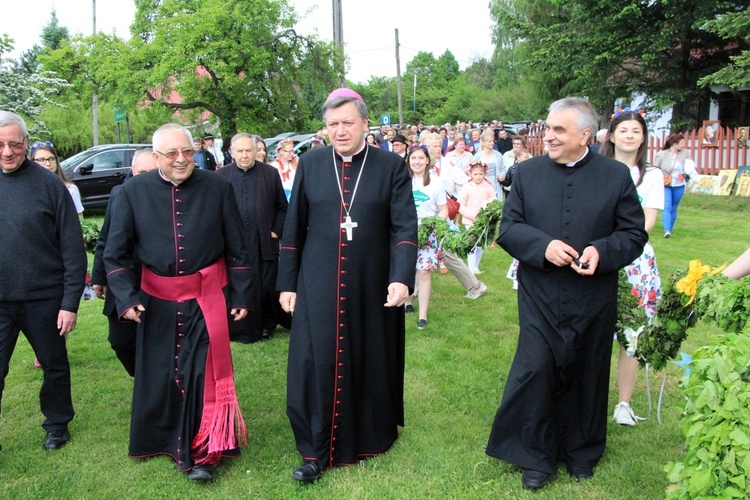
[1,90,749,492]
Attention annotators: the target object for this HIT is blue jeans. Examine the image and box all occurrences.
[663,185,685,233]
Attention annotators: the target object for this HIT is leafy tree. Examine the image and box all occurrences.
[12,10,69,76]
[699,8,750,89]
[112,0,339,138]
[0,35,71,136]
[489,0,749,129]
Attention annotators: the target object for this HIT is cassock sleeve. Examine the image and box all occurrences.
[277,157,309,292]
[91,187,118,286]
[587,169,647,274]
[221,181,254,309]
[497,167,555,271]
[103,186,142,317]
[388,157,418,290]
[57,189,87,313]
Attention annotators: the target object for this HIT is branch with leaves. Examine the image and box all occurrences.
[417,200,504,258]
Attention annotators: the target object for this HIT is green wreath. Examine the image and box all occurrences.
[617,260,740,371]
[417,200,504,258]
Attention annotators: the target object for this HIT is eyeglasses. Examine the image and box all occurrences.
[281,149,294,154]
[0,141,26,152]
[155,149,195,160]
[34,156,57,164]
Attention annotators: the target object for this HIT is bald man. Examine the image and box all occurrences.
[91,149,158,376]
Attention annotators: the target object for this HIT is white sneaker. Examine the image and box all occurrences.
[612,401,645,426]
[466,281,487,299]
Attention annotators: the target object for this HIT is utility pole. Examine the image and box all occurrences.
[395,29,403,127]
[92,0,99,146]
[332,0,345,86]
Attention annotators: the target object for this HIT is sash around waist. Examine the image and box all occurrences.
[140,258,228,302]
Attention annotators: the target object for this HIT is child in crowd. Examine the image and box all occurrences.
[458,162,496,274]
[505,148,531,289]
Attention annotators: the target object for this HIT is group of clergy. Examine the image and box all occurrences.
[1,90,647,491]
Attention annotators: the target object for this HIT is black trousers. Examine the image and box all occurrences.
[0,298,75,432]
[107,312,137,377]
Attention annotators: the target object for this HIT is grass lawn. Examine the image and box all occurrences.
[1,194,748,498]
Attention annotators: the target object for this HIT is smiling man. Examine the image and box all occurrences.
[0,110,87,453]
[278,88,417,483]
[104,123,253,482]
[487,98,647,490]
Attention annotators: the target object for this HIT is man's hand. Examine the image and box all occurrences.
[545,239,578,267]
[572,245,599,275]
[123,305,146,323]
[57,310,77,338]
[384,283,409,307]
[280,292,296,313]
[230,308,248,321]
[92,284,106,300]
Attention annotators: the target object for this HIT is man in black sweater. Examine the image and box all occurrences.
[0,111,87,452]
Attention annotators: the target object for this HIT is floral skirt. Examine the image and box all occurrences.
[416,231,440,271]
[625,241,662,321]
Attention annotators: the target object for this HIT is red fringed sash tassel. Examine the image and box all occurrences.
[140,258,248,465]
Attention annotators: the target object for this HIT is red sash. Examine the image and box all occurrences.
[140,258,247,464]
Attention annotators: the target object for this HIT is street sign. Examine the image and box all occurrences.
[114,106,127,123]
[381,114,391,126]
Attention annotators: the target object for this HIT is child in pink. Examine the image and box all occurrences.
[458,162,496,274]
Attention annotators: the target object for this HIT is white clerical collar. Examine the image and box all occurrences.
[566,150,589,167]
[158,168,181,186]
[336,142,367,162]
[237,161,255,171]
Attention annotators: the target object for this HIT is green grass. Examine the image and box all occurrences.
[1,194,748,498]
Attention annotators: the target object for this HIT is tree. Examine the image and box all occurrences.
[110,0,339,138]
[489,0,749,129]
[0,35,71,136]
[12,10,69,76]
[699,8,750,89]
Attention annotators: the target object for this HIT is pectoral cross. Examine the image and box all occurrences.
[341,215,358,241]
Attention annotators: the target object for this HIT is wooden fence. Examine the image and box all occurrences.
[524,125,750,173]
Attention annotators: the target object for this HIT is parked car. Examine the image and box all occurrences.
[60,144,150,208]
[267,133,316,161]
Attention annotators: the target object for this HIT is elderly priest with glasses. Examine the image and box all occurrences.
[104,123,253,482]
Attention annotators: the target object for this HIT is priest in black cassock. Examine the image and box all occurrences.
[487,98,647,490]
[278,88,418,483]
[217,133,290,342]
[104,124,253,482]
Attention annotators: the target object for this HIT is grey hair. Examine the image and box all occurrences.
[152,123,192,151]
[230,133,256,149]
[133,147,153,161]
[548,98,598,139]
[0,110,29,138]
[322,96,369,122]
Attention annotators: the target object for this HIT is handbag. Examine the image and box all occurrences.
[663,173,672,186]
[446,192,460,220]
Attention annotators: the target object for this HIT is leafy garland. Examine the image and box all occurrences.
[417,200,504,258]
[617,260,729,371]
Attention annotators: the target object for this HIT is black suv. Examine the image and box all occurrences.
[60,144,150,208]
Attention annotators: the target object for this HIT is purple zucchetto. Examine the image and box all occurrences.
[325,87,363,102]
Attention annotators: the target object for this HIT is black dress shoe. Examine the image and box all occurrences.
[521,468,550,490]
[566,463,594,481]
[44,429,70,451]
[260,329,273,341]
[291,460,321,483]
[188,465,214,482]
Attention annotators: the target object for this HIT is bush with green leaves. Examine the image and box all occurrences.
[665,330,750,498]
[80,218,100,254]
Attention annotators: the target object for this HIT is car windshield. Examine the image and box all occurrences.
[60,150,95,170]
